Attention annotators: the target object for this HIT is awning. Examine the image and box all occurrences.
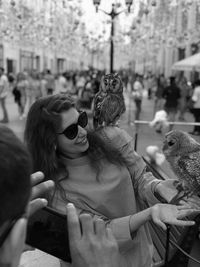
[171,53,200,71]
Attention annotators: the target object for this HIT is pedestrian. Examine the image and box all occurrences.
[0,67,9,123]
[154,74,167,114]
[45,69,55,95]
[57,72,68,94]
[177,76,190,121]
[146,72,155,100]
[162,76,181,130]
[189,79,200,135]
[15,72,29,119]
[132,74,143,120]
[24,93,197,267]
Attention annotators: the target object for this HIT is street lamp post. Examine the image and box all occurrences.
[93,0,133,73]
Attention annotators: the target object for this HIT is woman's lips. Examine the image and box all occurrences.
[77,137,88,145]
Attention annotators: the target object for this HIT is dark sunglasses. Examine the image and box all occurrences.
[58,111,88,140]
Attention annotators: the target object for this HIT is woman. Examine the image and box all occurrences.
[24,94,196,267]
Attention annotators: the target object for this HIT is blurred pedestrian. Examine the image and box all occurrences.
[45,69,55,95]
[57,72,67,94]
[189,79,200,135]
[40,72,47,97]
[162,76,181,130]
[146,72,155,100]
[177,76,191,121]
[132,74,143,120]
[0,67,9,123]
[15,72,29,119]
[76,73,86,96]
[154,74,167,114]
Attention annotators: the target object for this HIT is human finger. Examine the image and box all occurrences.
[11,218,27,247]
[178,200,191,207]
[79,213,94,237]
[184,197,200,209]
[30,171,45,186]
[177,205,195,210]
[177,209,200,218]
[28,198,48,217]
[169,219,195,227]
[106,227,116,242]
[153,218,167,231]
[10,218,27,267]
[66,203,81,241]
[31,180,54,200]
[94,219,106,237]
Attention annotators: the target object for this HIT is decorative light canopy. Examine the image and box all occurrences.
[93,0,133,13]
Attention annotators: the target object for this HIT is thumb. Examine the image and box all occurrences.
[153,218,167,231]
[3,218,27,267]
[11,218,27,249]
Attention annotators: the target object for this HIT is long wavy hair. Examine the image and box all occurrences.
[24,94,127,202]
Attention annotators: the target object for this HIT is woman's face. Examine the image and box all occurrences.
[57,108,89,159]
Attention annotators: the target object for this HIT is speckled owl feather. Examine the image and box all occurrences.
[162,130,200,203]
[93,73,126,129]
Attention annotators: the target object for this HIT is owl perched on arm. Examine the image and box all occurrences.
[162,130,200,204]
[93,73,126,129]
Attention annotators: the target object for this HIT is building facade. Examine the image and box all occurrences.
[0,0,87,74]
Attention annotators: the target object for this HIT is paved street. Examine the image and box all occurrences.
[1,91,200,267]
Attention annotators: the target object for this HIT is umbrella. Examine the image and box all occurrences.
[171,53,200,71]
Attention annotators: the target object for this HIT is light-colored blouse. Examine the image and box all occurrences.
[53,126,160,267]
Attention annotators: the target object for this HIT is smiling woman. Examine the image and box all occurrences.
[24,93,198,267]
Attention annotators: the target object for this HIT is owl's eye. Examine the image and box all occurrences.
[168,140,175,146]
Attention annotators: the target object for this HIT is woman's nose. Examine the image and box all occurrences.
[78,125,87,135]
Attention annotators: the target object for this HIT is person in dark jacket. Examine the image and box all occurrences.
[162,76,181,130]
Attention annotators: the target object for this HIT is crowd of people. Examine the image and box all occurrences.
[129,71,200,135]
[0,68,103,123]
[1,68,200,267]
[0,66,200,133]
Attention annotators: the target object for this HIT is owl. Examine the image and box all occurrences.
[93,73,126,129]
[162,130,200,204]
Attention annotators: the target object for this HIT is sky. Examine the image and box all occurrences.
[80,0,139,39]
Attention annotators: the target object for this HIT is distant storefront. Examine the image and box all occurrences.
[57,58,65,73]
[20,50,34,72]
[7,59,17,74]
